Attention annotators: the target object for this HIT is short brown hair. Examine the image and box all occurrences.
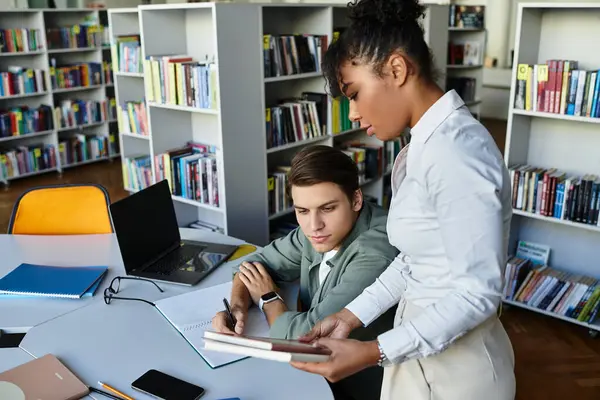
[287,145,359,201]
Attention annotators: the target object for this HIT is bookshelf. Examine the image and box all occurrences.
[116,2,448,246]
[447,4,485,119]
[503,3,600,336]
[0,8,118,186]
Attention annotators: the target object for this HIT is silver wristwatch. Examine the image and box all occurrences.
[377,340,389,367]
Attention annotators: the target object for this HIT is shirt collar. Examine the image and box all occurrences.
[409,89,465,143]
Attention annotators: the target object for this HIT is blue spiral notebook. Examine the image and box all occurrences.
[0,263,108,299]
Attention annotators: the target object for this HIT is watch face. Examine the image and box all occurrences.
[261,291,278,301]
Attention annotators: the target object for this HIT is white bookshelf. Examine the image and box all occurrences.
[114,2,448,246]
[447,5,485,119]
[0,8,118,186]
[504,3,600,335]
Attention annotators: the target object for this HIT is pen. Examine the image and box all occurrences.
[223,297,237,330]
[98,381,135,400]
[89,386,126,400]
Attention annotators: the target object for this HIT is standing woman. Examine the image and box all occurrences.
[291,0,516,399]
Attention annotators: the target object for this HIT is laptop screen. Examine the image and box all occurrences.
[110,180,181,272]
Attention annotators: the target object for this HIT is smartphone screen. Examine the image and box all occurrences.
[132,369,205,400]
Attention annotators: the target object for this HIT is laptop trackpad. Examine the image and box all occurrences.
[179,251,230,274]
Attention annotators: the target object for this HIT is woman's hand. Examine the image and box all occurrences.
[299,308,363,342]
[237,261,278,305]
[291,338,381,382]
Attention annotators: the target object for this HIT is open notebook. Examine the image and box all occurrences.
[154,281,270,369]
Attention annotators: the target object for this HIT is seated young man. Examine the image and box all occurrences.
[212,145,398,400]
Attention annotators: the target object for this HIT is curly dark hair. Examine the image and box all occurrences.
[323,0,438,97]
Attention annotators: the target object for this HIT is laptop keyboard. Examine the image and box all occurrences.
[145,245,201,275]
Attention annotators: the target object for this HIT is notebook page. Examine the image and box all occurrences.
[154,281,270,368]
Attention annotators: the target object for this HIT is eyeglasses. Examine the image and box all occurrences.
[103,276,164,306]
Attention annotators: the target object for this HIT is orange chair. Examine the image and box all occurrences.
[8,183,114,235]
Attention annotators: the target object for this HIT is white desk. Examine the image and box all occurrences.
[1,229,333,400]
[0,348,33,373]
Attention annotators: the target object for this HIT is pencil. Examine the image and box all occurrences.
[97,381,135,400]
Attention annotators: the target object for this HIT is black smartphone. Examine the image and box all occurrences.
[131,369,205,400]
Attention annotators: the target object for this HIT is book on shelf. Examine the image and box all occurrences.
[337,142,383,184]
[268,165,292,217]
[123,154,152,192]
[113,35,142,74]
[117,100,148,136]
[504,241,600,325]
[0,144,57,180]
[49,60,103,90]
[144,54,218,110]
[154,141,220,207]
[331,96,360,134]
[58,134,111,165]
[0,28,43,53]
[0,66,47,97]
[449,5,485,29]
[509,164,600,226]
[266,94,324,150]
[54,97,116,130]
[46,23,104,50]
[103,60,113,85]
[0,104,53,138]
[447,77,477,103]
[514,60,600,118]
[263,34,327,78]
[448,41,482,66]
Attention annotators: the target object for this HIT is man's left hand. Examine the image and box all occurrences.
[238,261,278,305]
[290,338,381,383]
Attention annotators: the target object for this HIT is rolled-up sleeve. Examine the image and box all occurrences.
[377,134,508,364]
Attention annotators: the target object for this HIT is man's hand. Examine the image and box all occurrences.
[211,306,247,335]
[299,308,363,342]
[290,338,380,383]
[238,261,278,305]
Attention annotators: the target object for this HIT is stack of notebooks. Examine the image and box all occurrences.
[0,263,108,299]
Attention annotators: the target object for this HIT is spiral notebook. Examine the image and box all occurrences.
[155,281,270,369]
[0,263,108,299]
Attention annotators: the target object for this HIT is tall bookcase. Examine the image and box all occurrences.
[0,8,118,186]
[447,4,485,119]
[111,2,448,247]
[503,3,600,336]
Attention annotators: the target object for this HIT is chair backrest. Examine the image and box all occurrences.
[8,184,114,235]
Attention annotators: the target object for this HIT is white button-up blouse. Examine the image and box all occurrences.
[346,89,513,364]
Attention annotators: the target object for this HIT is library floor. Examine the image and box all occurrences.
[0,120,599,399]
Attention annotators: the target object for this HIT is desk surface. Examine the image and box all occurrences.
[1,229,333,400]
[0,348,33,373]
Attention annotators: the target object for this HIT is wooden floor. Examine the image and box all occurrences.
[1,119,599,399]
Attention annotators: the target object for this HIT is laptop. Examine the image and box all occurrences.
[109,179,238,286]
[0,354,89,400]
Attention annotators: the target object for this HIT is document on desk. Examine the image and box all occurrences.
[154,281,270,369]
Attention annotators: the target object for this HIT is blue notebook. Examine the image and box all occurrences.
[0,263,108,299]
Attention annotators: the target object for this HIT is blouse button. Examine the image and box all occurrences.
[401,254,411,263]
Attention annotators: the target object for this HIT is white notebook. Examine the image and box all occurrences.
[154,281,270,368]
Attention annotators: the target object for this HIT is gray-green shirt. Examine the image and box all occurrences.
[244,201,399,340]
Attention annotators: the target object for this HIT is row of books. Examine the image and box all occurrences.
[153,142,220,207]
[117,100,148,136]
[54,97,117,130]
[0,28,43,53]
[57,134,117,166]
[268,165,291,217]
[332,96,360,135]
[515,60,600,118]
[447,77,477,103]
[144,55,218,110]
[449,5,485,29]
[46,24,105,50]
[340,142,386,185]
[0,67,47,98]
[123,155,152,193]
[263,34,327,78]
[504,255,600,325]
[266,97,324,150]
[188,220,224,235]
[49,60,103,90]
[448,41,482,66]
[510,164,600,227]
[0,104,53,138]
[0,144,57,181]
[114,35,142,74]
